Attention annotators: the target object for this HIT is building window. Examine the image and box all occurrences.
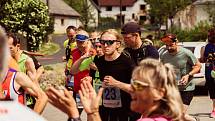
[139,16,146,21]
[122,6,126,11]
[106,6,112,11]
[61,19,64,26]
[140,4,146,10]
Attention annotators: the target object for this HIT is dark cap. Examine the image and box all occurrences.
[121,22,141,34]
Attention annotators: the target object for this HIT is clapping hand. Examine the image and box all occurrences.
[79,80,103,114]
[46,86,79,118]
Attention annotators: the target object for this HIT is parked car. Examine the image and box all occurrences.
[158,42,206,86]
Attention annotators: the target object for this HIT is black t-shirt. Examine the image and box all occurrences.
[124,44,159,65]
[94,53,135,108]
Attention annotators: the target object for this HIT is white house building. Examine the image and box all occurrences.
[43,0,81,34]
[95,0,149,24]
[87,0,101,28]
[173,0,215,29]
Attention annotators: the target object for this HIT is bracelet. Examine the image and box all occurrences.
[67,117,81,121]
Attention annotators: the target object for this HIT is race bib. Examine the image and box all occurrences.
[103,87,122,108]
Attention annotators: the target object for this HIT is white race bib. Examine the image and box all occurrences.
[103,87,122,108]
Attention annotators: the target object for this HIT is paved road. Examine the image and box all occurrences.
[37,34,67,65]
[42,95,214,121]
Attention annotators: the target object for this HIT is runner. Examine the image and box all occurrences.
[63,26,77,90]
[92,29,135,121]
[160,34,201,121]
[0,26,48,114]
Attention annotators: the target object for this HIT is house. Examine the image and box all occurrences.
[94,0,149,24]
[87,0,101,28]
[43,0,81,34]
[173,0,215,29]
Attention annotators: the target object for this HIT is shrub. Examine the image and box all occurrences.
[169,21,212,42]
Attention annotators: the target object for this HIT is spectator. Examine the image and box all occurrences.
[201,27,215,118]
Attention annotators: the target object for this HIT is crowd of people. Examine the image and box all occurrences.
[0,21,215,121]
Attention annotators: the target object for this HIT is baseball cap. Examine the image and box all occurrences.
[121,22,141,34]
[75,34,89,41]
[160,34,177,45]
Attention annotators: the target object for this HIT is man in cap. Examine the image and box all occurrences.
[160,34,201,121]
[121,22,159,65]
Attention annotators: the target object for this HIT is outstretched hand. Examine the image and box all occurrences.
[45,87,79,118]
[79,80,103,114]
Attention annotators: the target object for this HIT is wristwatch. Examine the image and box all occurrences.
[67,117,81,121]
[188,73,193,78]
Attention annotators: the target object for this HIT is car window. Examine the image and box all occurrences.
[184,47,195,53]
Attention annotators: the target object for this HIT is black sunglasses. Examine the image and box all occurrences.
[99,40,119,46]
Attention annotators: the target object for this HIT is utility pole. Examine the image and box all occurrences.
[120,0,122,27]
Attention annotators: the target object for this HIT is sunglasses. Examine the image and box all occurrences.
[89,38,99,41]
[94,44,102,48]
[99,40,119,46]
[131,79,150,91]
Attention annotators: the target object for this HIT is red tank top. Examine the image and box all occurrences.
[1,68,25,104]
[71,48,90,92]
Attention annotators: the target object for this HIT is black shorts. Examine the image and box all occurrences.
[180,91,194,105]
[206,77,215,99]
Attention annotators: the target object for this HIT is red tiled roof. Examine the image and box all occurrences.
[98,0,137,6]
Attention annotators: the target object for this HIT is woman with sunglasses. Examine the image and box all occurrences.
[130,58,185,121]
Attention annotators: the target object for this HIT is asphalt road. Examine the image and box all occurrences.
[37,34,67,65]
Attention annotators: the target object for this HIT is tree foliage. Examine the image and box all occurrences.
[145,0,193,29]
[205,1,215,26]
[169,21,212,42]
[0,0,52,51]
[64,0,94,29]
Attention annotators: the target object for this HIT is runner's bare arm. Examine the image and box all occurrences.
[25,57,37,82]
[71,54,90,74]
[180,60,202,85]
[35,66,44,82]
[15,72,48,114]
[103,76,132,93]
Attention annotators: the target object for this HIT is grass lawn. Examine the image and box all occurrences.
[39,42,60,56]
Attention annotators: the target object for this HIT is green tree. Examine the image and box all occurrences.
[0,0,52,51]
[64,0,94,29]
[145,0,193,30]
[205,1,215,26]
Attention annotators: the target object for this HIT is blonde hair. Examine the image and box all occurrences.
[100,29,124,52]
[132,58,184,121]
[0,26,9,82]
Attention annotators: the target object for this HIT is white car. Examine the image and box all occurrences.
[158,42,206,86]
